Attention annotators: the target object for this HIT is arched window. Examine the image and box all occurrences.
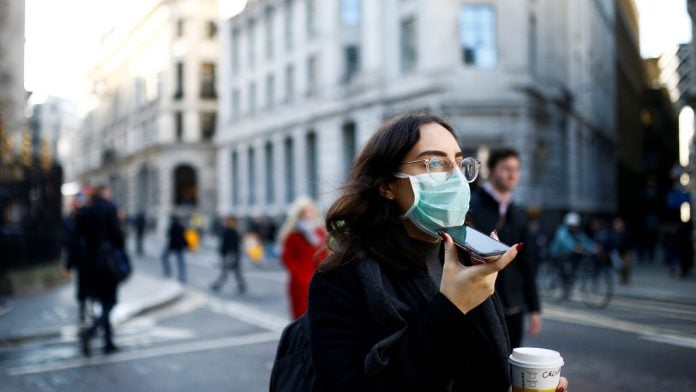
[174,165,198,206]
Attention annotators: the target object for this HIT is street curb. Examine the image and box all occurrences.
[0,280,185,347]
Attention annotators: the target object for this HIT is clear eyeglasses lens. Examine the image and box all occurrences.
[425,157,479,183]
[460,157,480,183]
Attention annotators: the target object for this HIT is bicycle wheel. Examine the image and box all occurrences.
[579,266,614,309]
[537,261,565,303]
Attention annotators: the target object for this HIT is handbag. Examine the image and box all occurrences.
[97,241,132,283]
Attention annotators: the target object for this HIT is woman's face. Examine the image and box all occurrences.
[301,204,317,220]
[387,122,462,241]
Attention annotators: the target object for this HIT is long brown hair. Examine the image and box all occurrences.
[321,112,457,274]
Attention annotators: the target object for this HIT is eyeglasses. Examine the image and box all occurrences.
[399,156,481,183]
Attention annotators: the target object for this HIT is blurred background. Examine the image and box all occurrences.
[1,0,695,390]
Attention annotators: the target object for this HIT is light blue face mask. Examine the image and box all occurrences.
[395,169,471,238]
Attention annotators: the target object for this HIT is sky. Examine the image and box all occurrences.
[23,0,692,102]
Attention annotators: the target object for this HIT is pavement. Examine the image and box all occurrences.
[611,261,696,305]
[0,271,184,347]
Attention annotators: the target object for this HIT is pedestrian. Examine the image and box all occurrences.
[133,211,146,256]
[468,147,542,349]
[210,216,246,294]
[307,113,567,391]
[162,215,188,283]
[62,193,91,324]
[75,185,124,355]
[550,212,597,296]
[278,196,328,320]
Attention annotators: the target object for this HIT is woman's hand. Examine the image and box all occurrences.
[439,232,520,315]
[556,376,568,392]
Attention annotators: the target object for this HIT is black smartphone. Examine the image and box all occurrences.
[439,225,510,259]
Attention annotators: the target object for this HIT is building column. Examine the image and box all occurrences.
[217,146,232,216]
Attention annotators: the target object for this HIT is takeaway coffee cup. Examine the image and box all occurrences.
[508,347,564,392]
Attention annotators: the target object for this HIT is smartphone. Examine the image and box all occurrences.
[439,225,510,259]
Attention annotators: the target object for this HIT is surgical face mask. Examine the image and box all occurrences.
[395,169,471,238]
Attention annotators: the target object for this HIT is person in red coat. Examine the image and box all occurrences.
[278,197,328,319]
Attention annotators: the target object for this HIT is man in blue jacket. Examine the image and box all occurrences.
[468,148,541,349]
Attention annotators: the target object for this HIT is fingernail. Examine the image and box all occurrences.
[492,229,498,235]
[438,231,447,241]
[515,243,524,251]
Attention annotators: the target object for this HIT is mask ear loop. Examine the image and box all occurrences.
[393,173,420,219]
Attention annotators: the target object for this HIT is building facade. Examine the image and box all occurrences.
[75,0,220,233]
[28,97,79,182]
[217,0,618,222]
[0,0,26,146]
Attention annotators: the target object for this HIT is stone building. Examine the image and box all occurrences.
[76,0,220,233]
[216,0,619,223]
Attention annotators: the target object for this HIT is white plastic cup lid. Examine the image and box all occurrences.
[509,347,564,368]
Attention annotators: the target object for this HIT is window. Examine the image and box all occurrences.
[200,111,216,141]
[284,137,295,202]
[248,18,257,68]
[207,20,217,39]
[342,121,357,176]
[265,142,275,203]
[265,73,275,109]
[200,63,217,99]
[459,5,497,68]
[232,28,240,75]
[343,45,360,83]
[306,132,319,199]
[341,0,361,27]
[306,0,317,38]
[232,151,239,206]
[248,147,256,205]
[175,111,183,141]
[285,0,294,50]
[265,6,275,59]
[176,19,184,37]
[285,64,295,102]
[307,55,318,96]
[174,165,197,205]
[174,62,184,99]
[400,16,417,74]
[232,88,240,121]
[249,81,257,114]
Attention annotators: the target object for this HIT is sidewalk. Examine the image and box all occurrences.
[0,272,184,346]
[612,262,696,305]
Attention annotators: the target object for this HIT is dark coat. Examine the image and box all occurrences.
[63,214,89,301]
[219,227,241,257]
[307,254,512,392]
[167,221,188,251]
[468,188,540,314]
[75,197,124,303]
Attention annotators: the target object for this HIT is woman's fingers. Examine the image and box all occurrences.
[556,376,568,392]
[482,243,521,272]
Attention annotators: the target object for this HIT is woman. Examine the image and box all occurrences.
[278,197,329,319]
[307,113,568,391]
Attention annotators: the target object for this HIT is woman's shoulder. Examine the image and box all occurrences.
[311,259,362,289]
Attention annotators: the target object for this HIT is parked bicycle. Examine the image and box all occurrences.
[537,253,614,309]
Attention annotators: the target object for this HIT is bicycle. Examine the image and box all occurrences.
[537,253,614,309]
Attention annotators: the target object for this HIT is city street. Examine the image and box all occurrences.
[1,236,695,391]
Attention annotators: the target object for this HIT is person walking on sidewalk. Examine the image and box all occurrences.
[75,185,124,355]
[62,192,91,324]
[162,215,188,283]
[278,196,328,319]
[468,148,542,349]
[210,216,247,294]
